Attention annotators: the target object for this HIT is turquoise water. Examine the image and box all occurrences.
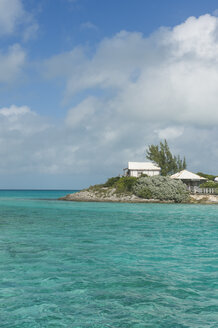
[0,191,217,328]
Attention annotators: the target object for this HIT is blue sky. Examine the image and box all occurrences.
[1,0,218,188]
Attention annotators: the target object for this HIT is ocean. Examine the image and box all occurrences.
[0,190,217,328]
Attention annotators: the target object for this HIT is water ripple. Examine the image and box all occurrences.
[0,195,217,327]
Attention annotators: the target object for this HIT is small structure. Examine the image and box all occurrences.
[171,170,207,191]
[214,177,218,182]
[124,162,161,177]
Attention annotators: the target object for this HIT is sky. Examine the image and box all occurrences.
[1,0,218,189]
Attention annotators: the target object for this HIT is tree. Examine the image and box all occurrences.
[146,139,187,176]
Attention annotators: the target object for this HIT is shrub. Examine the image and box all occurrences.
[197,172,217,181]
[140,173,148,177]
[89,184,104,191]
[135,187,152,199]
[200,181,218,188]
[133,176,189,203]
[104,176,120,187]
[115,176,137,193]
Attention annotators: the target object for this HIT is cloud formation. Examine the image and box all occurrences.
[80,21,98,30]
[2,14,218,187]
[0,0,24,35]
[43,14,218,177]
[0,0,38,39]
[46,14,218,127]
[0,105,75,175]
[0,44,26,83]
[0,0,38,85]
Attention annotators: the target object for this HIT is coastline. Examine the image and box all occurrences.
[59,188,218,204]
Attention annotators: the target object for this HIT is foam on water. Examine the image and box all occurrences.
[0,191,217,327]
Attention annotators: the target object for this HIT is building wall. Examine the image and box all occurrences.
[129,170,160,177]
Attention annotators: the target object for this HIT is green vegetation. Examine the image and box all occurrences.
[133,176,189,203]
[115,176,137,193]
[103,176,120,187]
[88,184,104,191]
[90,175,189,203]
[199,181,218,188]
[146,139,186,176]
[103,176,137,193]
[197,172,217,181]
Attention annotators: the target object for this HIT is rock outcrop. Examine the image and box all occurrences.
[60,188,218,204]
[190,194,218,204]
[59,187,173,203]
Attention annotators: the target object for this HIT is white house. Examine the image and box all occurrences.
[124,162,161,177]
[170,170,206,190]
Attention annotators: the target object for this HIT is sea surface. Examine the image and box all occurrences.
[0,190,217,328]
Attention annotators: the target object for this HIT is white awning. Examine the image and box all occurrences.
[171,170,206,181]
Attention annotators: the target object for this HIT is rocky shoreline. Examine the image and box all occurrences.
[59,189,172,203]
[59,188,218,204]
[189,194,218,204]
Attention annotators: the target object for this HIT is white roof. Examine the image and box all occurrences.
[128,162,161,171]
[171,170,206,181]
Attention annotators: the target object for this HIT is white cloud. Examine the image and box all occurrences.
[0,1,33,85]
[0,104,31,117]
[213,9,218,17]
[0,0,38,39]
[155,127,184,140]
[44,14,218,128]
[2,108,218,184]
[3,14,218,187]
[167,14,218,59]
[0,105,70,175]
[0,0,24,35]
[0,102,218,188]
[43,47,85,79]
[80,21,98,30]
[42,14,218,178]
[0,44,26,83]
[64,31,148,98]
[66,97,100,128]
[23,21,39,41]
[0,105,48,135]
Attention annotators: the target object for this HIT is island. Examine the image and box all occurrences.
[59,175,218,204]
